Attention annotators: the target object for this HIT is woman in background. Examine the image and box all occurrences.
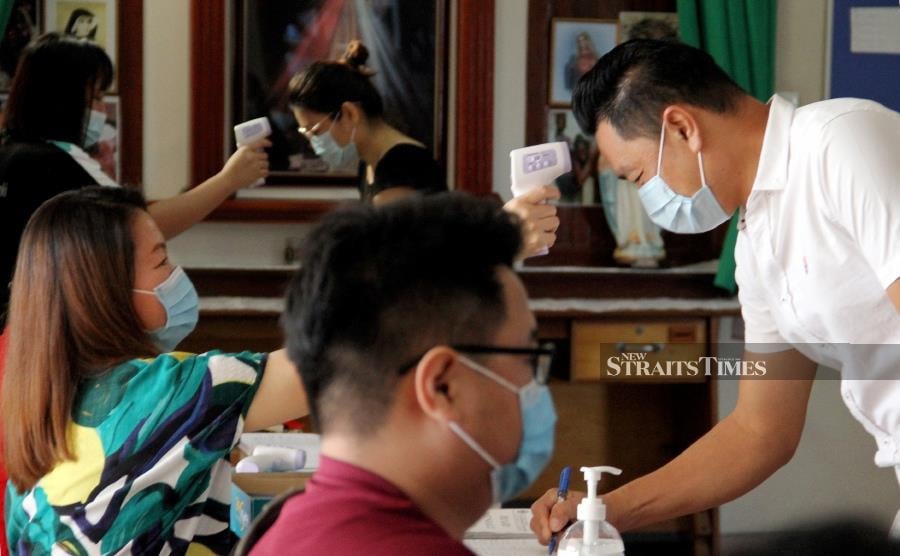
[0,33,268,325]
[289,40,445,205]
[3,187,307,554]
[290,40,560,256]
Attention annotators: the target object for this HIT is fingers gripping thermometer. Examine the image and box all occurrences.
[233,117,272,187]
[510,141,571,256]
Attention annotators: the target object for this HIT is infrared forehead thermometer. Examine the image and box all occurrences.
[510,141,571,256]
[510,141,571,197]
[233,117,272,187]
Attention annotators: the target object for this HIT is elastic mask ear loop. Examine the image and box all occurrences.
[457,354,519,394]
[447,422,501,469]
[656,123,667,176]
[697,151,707,187]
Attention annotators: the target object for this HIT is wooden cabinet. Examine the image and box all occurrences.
[571,319,707,382]
[521,316,720,556]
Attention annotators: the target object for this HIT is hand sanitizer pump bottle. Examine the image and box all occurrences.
[557,466,625,556]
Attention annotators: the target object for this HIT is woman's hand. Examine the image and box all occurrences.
[218,138,271,192]
[529,488,585,544]
[503,185,561,259]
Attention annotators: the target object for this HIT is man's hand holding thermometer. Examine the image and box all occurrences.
[504,142,568,259]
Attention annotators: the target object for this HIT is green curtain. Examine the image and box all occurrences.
[677,0,776,294]
[0,1,14,42]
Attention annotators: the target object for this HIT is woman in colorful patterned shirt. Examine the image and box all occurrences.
[2,187,308,554]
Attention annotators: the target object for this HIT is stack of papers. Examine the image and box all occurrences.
[464,509,546,556]
[237,432,321,472]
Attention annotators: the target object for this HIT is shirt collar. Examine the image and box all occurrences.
[313,455,408,499]
[750,94,794,193]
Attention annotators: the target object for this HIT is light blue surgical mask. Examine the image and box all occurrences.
[84,108,106,148]
[133,266,199,352]
[448,355,557,503]
[309,121,358,169]
[638,124,731,234]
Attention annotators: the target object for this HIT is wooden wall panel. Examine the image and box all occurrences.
[455,0,496,195]
[118,0,143,187]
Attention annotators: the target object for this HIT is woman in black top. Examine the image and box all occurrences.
[289,40,560,257]
[0,33,269,325]
[288,40,445,205]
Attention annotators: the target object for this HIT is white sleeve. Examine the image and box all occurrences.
[735,232,790,352]
[820,107,900,290]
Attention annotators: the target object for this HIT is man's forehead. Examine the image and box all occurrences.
[596,122,654,170]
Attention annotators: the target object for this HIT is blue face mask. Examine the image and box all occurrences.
[309,120,358,169]
[637,124,731,234]
[84,108,106,148]
[133,266,199,352]
[448,355,557,503]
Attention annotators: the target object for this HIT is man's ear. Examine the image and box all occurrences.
[662,105,703,154]
[413,346,462,422]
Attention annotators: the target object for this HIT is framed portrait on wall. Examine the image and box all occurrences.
[0,0,40,92]
[618,11,678,43]
[548,18,617,107]
[44,0,117,74]
[232,0,448,186]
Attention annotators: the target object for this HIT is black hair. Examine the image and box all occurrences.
[3,32,113,145]
[281,193,522,433]
[64,9,98,40]
[288,40,384,118]
[573,39,744,139]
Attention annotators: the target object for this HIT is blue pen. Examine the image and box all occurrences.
[547,466,572,555]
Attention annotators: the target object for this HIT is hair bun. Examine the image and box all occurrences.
[340,40,376,76]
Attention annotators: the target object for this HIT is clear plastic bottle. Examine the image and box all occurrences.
[557,466,625,556]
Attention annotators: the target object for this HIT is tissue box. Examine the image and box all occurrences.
[230,472,311,537]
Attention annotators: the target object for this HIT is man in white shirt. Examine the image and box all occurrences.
[529,38,900,540]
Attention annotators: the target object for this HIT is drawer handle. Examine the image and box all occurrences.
[615,342,663,353]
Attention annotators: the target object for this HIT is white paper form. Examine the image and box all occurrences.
[850,7,900,54]
[464,538,548,556]
[466,509,534,539]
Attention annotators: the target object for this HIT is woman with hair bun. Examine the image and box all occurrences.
[289,40,560,259]
[289,40,446,205]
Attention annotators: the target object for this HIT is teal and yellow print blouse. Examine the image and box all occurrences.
[5,350,266,555]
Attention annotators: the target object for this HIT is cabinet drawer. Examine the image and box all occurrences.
[571,320,707,382]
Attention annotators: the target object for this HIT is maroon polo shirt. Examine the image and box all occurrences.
[250,456,474,556]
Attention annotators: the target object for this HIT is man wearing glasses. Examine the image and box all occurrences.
[250,193,557,555]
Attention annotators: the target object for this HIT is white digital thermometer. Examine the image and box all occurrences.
[233,117,272,187]
[510,141,571,256]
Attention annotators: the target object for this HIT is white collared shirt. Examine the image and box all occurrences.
[735,94,900,470]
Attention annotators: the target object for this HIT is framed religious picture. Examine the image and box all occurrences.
[232,0,448,186]
[548,18,617,107]
[0,0,40,91]
[44,0,117,82]
[618,11,679,43]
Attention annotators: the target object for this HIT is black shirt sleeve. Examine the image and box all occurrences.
[0,141,99,324]
[361,144,447,203]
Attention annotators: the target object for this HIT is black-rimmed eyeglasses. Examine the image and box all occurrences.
[397,342,556,385]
